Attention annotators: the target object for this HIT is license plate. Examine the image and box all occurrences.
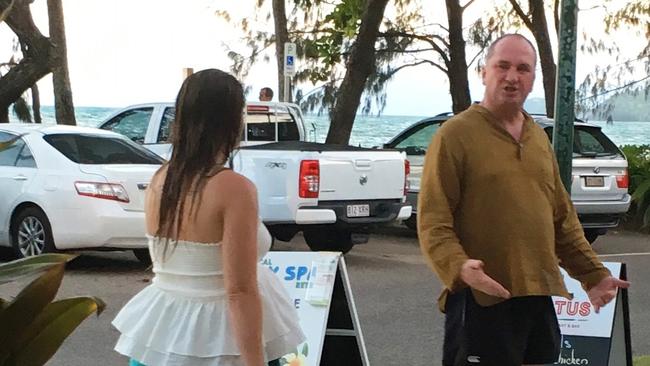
[584,176,605,187]
[347,204,370,217]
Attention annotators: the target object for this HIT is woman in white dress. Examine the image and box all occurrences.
[112,69,305,366]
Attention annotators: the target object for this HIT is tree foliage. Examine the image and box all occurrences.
[576,0,650,119]
[479,0,647,119]
[0,0,75,124]
[218,0,495,118]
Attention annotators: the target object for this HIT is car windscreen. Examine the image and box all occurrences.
[543,126,622,158]
[44,134,165,164]
[246,112,300,141]
[390,121,442,155]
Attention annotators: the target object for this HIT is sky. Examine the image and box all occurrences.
[0,0,643,116]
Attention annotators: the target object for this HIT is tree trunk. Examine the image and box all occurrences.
[31,84,41,123]
[272,0,289,102]
[445,0,472,114]
[47,0,75,125]
[326,0,389,144]
[529,0,556,117]
[0,0,52,123]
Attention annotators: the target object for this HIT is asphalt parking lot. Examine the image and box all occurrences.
[1,226,648,365]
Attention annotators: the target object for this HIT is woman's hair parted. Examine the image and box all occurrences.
[156,69,244,254]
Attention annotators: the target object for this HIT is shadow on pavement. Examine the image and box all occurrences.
[372,223,418,239]
[0,247,149,273]
[65,251,150,273]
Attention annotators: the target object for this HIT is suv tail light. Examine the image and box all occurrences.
[75,181,130,203]
[299,160,320,198]
[404,159,410,195]
[616,169,629,189]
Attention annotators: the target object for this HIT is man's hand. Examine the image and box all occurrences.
[587,276,630,313]
[460,259,511,299]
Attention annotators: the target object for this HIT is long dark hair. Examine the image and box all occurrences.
[156,69,244,253]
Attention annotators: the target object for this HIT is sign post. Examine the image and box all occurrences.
[284,42,297,103]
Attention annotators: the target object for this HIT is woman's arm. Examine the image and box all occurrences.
[220,173,264,366]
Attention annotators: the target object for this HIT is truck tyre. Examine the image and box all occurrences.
[404,215,417,231]
[133,249,152,265]
[304,229,354,254]
[584,229,599,244]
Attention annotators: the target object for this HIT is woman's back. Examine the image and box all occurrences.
[145,165,236,245]
[113,68,304,366]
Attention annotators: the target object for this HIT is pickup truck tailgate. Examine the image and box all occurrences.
[318,152,405,200]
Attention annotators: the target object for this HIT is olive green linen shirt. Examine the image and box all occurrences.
[417,104,610,311]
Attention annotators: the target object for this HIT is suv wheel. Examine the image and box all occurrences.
[11,207,56,258]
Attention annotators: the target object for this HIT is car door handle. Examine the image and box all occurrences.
[12,175,28,181]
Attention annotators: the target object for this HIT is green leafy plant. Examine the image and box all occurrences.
[0,254,105,366]
[635,355,650,366]
[621,144,650,229]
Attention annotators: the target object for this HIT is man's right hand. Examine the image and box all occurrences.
[460,259,511,299]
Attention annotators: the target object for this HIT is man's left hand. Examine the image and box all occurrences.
[587,276,630,313]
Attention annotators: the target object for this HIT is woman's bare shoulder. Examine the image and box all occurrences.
[207,170,257,200]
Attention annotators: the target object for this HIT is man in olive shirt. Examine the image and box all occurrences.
[417,34,630,366]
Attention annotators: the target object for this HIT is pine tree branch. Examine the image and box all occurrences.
[386,60,447,77]
[379,31,450,64]
[578,75,650,101]
[462,0,476,11]
[508,0,534,31]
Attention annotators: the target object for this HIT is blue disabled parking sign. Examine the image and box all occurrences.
[284,42,297,77]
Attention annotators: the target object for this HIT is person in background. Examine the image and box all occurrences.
[417,34,630,366]
[113,69,304,366]
[259,87,274,101]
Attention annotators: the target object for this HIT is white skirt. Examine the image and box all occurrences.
[113,269,305,366]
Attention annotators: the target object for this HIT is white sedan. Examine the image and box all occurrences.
[0,124,163,263]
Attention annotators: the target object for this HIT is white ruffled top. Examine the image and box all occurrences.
[112,223,305,366]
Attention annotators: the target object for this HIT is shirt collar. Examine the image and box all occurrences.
[468,104,534,143]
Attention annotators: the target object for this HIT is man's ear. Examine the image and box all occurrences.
[481,66,486,85]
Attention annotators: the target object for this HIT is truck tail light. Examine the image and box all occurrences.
[299,160,319,198]
[616,169,629,189]
[75,181,130,203]
[404,159,410,196]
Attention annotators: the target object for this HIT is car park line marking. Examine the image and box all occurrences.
[598,252,650,258]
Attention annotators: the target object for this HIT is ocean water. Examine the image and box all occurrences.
[9,106,650,148]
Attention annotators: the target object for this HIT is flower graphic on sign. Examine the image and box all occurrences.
[281,343,308,366]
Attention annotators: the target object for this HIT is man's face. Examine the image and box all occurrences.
[481,37,536,109]
[259,90,271,101]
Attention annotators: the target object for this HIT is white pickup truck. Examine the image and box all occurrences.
[98,102,412,253]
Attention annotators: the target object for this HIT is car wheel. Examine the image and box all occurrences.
[303,229,354,254]
[584,229,599,244]
[11,207,56,258]
[404,215,417,231]
[133,249,152,265]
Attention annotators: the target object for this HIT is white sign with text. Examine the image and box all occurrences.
[261,251,341,365]
[553,262,621,338]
